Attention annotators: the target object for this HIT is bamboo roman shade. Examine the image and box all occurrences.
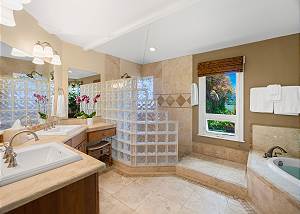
[198,56,245,77]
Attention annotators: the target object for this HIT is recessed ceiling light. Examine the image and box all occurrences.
[149,47,156,52]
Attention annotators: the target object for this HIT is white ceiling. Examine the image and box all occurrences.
[25,0,300,64]
[68,68,98,80]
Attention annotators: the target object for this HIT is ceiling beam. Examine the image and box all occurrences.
[83,0,202,50]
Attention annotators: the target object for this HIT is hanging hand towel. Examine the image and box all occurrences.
[274,86,300,115]
[250,87,273,113]
[50,95,56,116]
[56,94,66,118]
[191,83,198,106]
[267,84,281,101]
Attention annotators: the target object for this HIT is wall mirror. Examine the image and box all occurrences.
[0,42,54,131]
[67,68,100,118]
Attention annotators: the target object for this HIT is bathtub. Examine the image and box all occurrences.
[267,157,300,187]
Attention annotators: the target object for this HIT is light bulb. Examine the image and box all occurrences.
[32,43,44,58]
[44,46,54,58]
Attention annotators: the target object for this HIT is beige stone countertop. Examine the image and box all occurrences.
[0,122,115,213]
[247,150,300,202]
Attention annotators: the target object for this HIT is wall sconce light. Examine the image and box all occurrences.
[0,0,31,27]
[32,41,61,65]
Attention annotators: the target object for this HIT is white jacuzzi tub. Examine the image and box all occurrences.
[267,157,300,188]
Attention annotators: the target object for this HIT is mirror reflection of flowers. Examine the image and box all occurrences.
[75,94,100,118]
[34,93,48,120]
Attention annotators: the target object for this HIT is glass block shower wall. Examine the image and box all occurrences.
[80,82,101,116]
[99,77,179,166]
[0,78,54,129]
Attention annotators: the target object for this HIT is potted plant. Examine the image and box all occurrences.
[34,93,48,124]
[75,94,100,125]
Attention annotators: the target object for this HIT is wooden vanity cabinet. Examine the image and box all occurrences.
[64,131,87,153]
[87,128,116,143]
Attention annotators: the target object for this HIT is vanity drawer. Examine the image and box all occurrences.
[88,128,116,143]
[72,131,87,148]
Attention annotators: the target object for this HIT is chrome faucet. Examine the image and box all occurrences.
[2,130,39,168]
[263,146,287,158]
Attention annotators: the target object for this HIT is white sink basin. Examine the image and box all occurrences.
[35,125,82,136]
[0,143,82,186]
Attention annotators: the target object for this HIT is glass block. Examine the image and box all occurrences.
[0,100,12,109]
[123,133,130,141]
[157,156,167,164]
[168,156,177,164]
[15,81,25,90]
[14,90,26,99]
[158,134,167,142]
[147,112,156,121]
[137,134,145,143]
[124,154,131,162]
[147,123,156,132]
[147,145,156,155]
[137,123,146,132]
[124,122,130,131]
[147,156,156,165]
[28,80,38,91]
[168,145,176,154]
[14,100,26,109]
[0,111,12,122]
[136,145,146,155]
[124,143,131,153]
[137,112,146,121]
[0,88,12,99]
[168,134,176,142]
[136,156,146,165]
[157,145,166,154]
[147,134,155,142]
[158,123,167,131]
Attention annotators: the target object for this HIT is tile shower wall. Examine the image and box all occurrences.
[142,55,193,157]
[252,125,300,158]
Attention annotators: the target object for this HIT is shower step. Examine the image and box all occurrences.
[176,154,247,199]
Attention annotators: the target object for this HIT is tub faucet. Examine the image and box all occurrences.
[263,146,287,158]
[2,130,39,168]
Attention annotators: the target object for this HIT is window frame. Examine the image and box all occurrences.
[198,72,244,142]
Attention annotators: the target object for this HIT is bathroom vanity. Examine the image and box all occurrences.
[0,122,116,214]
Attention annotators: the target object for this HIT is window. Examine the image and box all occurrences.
[198,72,244,142]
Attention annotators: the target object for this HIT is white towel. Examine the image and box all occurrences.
[250,87,273,113]
[267,84,281,101]
[274,86,300,115]
[191,83,198,106]
[50,95,56,116]
[56,94,66,118]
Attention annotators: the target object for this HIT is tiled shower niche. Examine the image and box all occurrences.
[96,77,178,166]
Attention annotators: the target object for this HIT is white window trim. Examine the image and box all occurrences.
[198,72,244,142]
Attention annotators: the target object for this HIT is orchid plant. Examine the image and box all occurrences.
[33,93,48,120]
[75,94,100,118]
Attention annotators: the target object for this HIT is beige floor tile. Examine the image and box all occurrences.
[134,193,182,214]
[183,187,228,214]
[112,178,155,210]
[100,193,134,214]
[99,170,136,194]
[99,170,253,214]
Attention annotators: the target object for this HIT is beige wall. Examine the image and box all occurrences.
[193,34,300,151]
[142,55,193,157]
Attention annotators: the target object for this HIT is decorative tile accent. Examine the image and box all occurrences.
[155,93,191,108]
[166,95,175,106]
